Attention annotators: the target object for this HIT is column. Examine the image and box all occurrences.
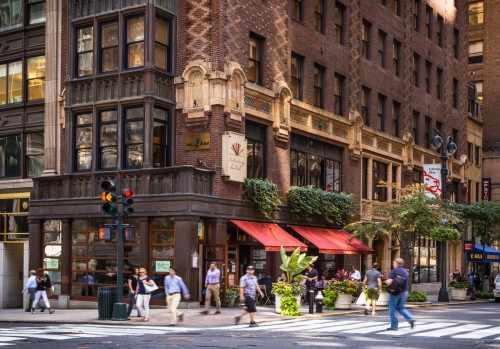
[174,217,200,301]
[43,0,60,175]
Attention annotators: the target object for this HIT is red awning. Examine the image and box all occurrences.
[289,225,373,255]
[230,220,307,252]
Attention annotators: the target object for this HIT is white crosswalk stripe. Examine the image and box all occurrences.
[453,326,500,339]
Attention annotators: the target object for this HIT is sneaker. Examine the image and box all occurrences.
[177,313,184,323]
[409,320,415,329]
[214,310,221,315]
[386,327,398,331]
[200,310,209,315]
[234,315,241,325]
[49,309,55,314]
[249,322,258,328]
[40,308,45,312]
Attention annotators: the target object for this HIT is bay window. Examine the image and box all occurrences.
[77,26,94,77]
[127,16,145,68]
[153,108,168,168]
[124,107,144,169]
[27,56,45,101]
[98,110,118,170]
[75,113,93,171]
[100,22,118,73]
[154,17,170,71]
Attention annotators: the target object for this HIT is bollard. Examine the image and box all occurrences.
[315,291,324,313]
[308,290,315,314]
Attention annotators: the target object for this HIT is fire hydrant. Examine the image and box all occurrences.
[315,291,324,313]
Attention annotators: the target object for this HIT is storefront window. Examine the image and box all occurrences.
[413,237,438,283]
[150,218,174,277]
[26,132,44,177]
[0,134,21,178]
[43,220,62,295]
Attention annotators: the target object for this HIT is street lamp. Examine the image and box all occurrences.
[431,131,457,302]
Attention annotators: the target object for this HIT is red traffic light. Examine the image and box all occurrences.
[122,188,134,198]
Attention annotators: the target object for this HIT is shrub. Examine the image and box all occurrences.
[475,291,493,299]
[323,283,339,309]
[243,178,281,219]
[407,291,427,302]
[223,287,240,307]
[449,281,468,289]
[334,280,359,295]
[280,294,300,316]
[272,281,301,297]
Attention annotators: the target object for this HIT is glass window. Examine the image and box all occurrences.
[373,160,388,201]
[468,2,484,25]
[100,22,118,73]
[437,15,444,47]
[8,61,22,103]
[26,132,44,177]
[334,73,345,116]
[453,28,460,59]
[393,39,401,77]
[75,113,93,171]
[150,218,175,277]
[469,41,483,64]
[425,60,431,94]
[28,0,45,25]
[334,2,345,45]
[394,0,401,16]
[98,110,117,169]
[393,101,401,138]
[436,67,443,99]
[314,0,325,33]
[424,116,431,148]
[27,56,45,101]
[378,30,386,67]
[362,20,371,60]
[361,86,370,126]
[124,107,144,169]
[412,111,420,145]
[413,52,420,87]
[0,64,6,105]
[248,34,263,85]
[414,0,421,32]
[153,108,168,168]
[0,0,22,31]
[452,78,459,108]
[0,134,21,178]
[313,64,324,108]
[77,26,94,77]
[474,80,483,104]
[377,94,386,132]
[292,0,303,21]
[154,17,170,71]
[43,220,62,295]
[413,238,438,283]
[127,16,145,68]
[425,5,432,39]
[291,53,303,100]
[246,121,266,179]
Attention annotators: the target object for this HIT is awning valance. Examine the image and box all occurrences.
[289,225,373,255]
[230,220,307,252]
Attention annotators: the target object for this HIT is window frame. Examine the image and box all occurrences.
[0,0,23,32]
[26,55,45,102]
[452,78,459,109]
[97,110,118,170]
[424,60,431,94]
[372,160,388,202]
[292,0,304,22]
[246,120,267,179]
[314,0,326,33]
[453,28,460,59]
[334,1,346,45]
[154,16,171,72]
[123,106,145,169]
[248,33,264,85]
[414,0,421,32]
[436,15,444,47]
[25,131,44,177]
[412,111,420,145]
[468,41,484,64]
[393,39,401,77]
[393,100,401,138]
[99,21,119,73]
[74,112,93,172]
[436,67,443,100]
[0,60,24,105]
[313,63,325,108]
[152,107,169,168]
[378,30,386,68]
[362,20,371,60]
[413,52,420,87]
[334,73,345,116]
[361,86,370,126]
[28,0,46,25]
[126,15,145,69]
[76,25,94,77]
[377,93,386,132]
[0,133,22,178]
[468,1,484,25]
[425,4,433,40]
[290,52,304,100]
[424,115,432,148]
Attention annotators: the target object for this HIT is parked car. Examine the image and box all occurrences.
[495,275,500,302]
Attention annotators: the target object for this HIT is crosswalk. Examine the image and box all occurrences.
[2,317,500,346]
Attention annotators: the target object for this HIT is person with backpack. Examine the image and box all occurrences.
[385,258,415,331]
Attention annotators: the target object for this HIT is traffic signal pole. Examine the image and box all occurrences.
[114,214,124,302]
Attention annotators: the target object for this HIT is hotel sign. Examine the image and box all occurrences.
[222,131,247,182]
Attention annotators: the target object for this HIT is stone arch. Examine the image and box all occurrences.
[226,64,247,112]
[182,62,209,110]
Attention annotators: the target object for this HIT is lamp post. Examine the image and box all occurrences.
[431,132,457,303]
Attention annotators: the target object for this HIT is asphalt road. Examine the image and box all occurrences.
[2,303,500,349]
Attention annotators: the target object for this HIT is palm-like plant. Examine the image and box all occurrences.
[279,247,318,283]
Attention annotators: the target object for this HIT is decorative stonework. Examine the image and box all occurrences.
[271,82,292,142]
[348,111,363,158]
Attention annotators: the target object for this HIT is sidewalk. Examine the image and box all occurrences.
[0,300,491,327]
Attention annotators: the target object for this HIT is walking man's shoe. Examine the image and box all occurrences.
[386,327,398,331]
[234,315,241,325]
[364,309,369,315]
[200,310,209,315]
[177,313,184,323]
[214,310,221,315]
[249,321,258,328]
[409,320,415,329]
[30,308,35,314]
[49,309,55,314]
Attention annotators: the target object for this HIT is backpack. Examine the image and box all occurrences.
[387,274,406,295]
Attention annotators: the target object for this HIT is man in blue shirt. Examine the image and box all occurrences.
[164,267,190,326]
[386,258,415,331]
[23,270,37,312]
[201,262,222,315]
[234,265,263,327]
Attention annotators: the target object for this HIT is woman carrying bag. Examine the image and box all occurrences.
[31,268,55,314]
[135,267,158,322]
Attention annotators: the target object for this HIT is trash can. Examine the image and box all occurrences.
[98,287,118,320]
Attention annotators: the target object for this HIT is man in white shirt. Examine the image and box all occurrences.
[23,270,37,312]
[350,266,361,282]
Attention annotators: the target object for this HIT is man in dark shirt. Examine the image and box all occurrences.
[305,265,318,307]
[127,268,140,319]
[386,258,415,331]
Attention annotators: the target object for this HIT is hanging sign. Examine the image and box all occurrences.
[222,131,247,182]
[423,164,442,198]
[155,260,171,273]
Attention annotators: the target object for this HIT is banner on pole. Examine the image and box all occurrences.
[423,164,442,198]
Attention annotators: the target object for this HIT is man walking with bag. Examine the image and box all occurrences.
[201,262,221,315]
[386,258,415,331]
[164,267,190,326]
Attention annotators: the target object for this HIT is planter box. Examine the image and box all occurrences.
[376,291,389,306]
[275,295,301,314]
[335,293,353,310]
[450,287,467,301]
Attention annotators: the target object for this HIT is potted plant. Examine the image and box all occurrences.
[272,247,317,315]
[333,280,358,310]
[323,282,339,310]
[223,287,240,307]
[449,280,468,301]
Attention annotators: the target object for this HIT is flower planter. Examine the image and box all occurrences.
[376,291,390,306]
[450,287,467,301]
[274,295,301,314]
[334,293,353,310]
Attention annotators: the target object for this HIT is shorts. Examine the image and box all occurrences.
[244,296,257,313]
[367,288,380,300]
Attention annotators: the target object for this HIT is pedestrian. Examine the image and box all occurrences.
[135,267,157,322]
[468,271,476,300]
[350,266,362,282]
[201,262,221,315]
[385,258,415,331]
[127,267,141,319]
[305,265,318,306]
[234,265,264,327]
[164,267,190,326]
[450,268,461,282]
[364,262,382,316]
[23,270,37,312]
[31,268,54,314]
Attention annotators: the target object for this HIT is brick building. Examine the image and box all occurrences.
[0,0,471,308]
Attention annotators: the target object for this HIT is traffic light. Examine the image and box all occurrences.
[101,180,118,217]
[122,188,135,216]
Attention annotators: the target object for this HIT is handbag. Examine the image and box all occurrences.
[143,280,159,294]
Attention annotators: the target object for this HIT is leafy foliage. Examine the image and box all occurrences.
[280,295,300,316]
[288,186,353,226]
[323,283,339,309]
[430,226,461,241]
[332,280,359,295]
[345,220,391,241]
[272,281,301,297]
[475,291,493,299]
[279,247,318,283]
[243,178,281,219]
[223,287,240,307]
[449,281,468,289]
[454,201,500,246]
[407,291,427,302]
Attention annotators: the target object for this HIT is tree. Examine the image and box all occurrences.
[454,201,500,246]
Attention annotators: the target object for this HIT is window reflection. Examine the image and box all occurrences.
[101,22,118,72]
[27,56,46,101]
[154,17,169,70]
[125,107,144,169]
[26,132,44,177]
[127,17,145,68]
[8,61,22,103]
[77,26,93,76]
[0,0,22,31]
[75,113,93,171]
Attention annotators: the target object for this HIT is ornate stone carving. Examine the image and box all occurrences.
[402,132,414,170]
[224,61,247,123]
[348,111,363,158]
[272,82,292,142]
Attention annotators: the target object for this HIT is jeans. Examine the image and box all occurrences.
[26,288,37,311]
[388,291,413,329]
